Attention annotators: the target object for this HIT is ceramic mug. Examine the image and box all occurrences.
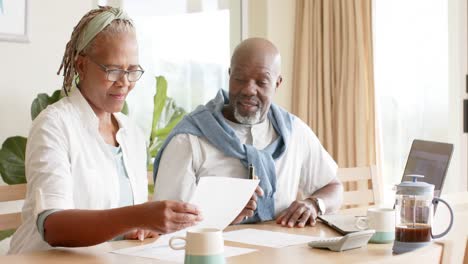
[355,208,395,244]
[169,228,225,264]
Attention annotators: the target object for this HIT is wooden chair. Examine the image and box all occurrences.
[0,184,27,231]
[337,165,382,209]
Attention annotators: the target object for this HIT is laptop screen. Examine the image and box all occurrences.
[401,139,453,198]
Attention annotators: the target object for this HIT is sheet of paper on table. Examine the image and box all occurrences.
[114,242,256,263]
[223,228,322,248]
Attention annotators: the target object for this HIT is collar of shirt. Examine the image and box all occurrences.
[223,116,278,149]
[69,89,129,137]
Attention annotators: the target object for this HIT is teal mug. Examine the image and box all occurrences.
[169,228,225,264]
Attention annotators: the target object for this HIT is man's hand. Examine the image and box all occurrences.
[124,229,159,241]
[231,186,264,224]
[137,200,203,234]
[275,199,318,228]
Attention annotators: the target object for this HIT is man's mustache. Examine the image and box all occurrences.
[235,96,262,107]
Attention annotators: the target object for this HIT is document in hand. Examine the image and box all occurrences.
[190,177,260,230]
[111,177,260,261]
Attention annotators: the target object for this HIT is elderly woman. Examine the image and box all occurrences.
[8,6,202,254]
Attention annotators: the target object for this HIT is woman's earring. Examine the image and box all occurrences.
[74,75,81,89]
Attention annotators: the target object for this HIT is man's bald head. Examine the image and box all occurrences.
[224,38,283,125]
[230,38,282,76]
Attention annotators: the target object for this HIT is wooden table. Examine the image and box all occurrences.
[7,191,468,264]
[0,220,445,264]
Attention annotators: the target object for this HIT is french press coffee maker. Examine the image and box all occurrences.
[393,175,454,254]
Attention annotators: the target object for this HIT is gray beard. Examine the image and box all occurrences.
[233,106,261,125]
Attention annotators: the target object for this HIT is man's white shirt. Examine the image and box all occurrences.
[153,115,337,216]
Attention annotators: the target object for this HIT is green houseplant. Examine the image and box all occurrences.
[146,76,187,196]
[148,76,187,163]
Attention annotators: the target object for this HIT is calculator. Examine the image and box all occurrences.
[307,229,375,252]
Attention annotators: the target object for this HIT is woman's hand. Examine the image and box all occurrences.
[137,200,203,234]
[124,229,159,241]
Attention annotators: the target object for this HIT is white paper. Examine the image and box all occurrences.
[189,177,259,230]
[112,239,256,263]
[223,228,321,248]
[114,246,256,263]
[113,230,185,255]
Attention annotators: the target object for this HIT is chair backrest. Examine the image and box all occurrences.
[337,165,382,209]
[0,184,26,231]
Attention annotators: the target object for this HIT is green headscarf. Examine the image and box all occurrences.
[76,7,131,53]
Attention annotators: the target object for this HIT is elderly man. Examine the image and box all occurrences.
[153,38,343,227]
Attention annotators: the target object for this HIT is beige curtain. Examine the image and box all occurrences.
[292,0,376,168]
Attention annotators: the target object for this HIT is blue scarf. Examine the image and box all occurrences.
[153,90,294,222]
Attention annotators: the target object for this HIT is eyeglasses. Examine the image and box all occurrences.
[87,57,144,82]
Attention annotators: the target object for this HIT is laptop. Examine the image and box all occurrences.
[318,139,454,234]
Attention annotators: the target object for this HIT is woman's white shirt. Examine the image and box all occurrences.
[9,89,148,254]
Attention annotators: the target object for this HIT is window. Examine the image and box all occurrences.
[119,0,242,135]
[374,0,465,200]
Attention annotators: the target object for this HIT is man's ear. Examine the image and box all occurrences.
[75,55,87,81]
[275,75,283,90]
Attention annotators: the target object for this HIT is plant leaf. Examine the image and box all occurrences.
[154,114,185,138]
[31,90,63,121]
[0,229,15,241]
[147,76,187,159]
[147,184,154,196]
[0,136,27,184]
[148,137,165,157]
[150,76,168,141]
[121,101,129,115]
[148,113,185,157]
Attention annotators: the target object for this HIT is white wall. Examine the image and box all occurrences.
[246,0,296,111]
[0,0,94,145]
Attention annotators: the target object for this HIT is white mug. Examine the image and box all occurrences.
[169,228,225,264]
[355,207,395,244]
